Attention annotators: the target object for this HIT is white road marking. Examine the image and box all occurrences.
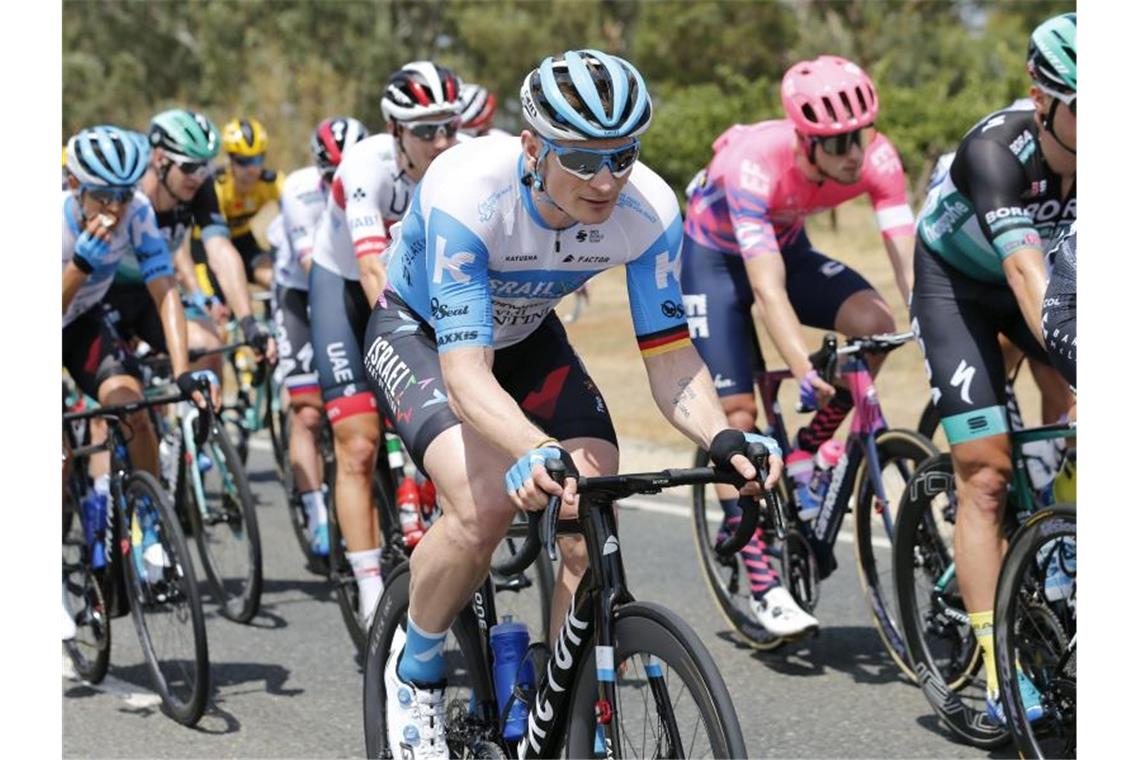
[62,656,163,709]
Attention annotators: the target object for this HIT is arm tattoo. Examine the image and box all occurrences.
[672,376,697,419]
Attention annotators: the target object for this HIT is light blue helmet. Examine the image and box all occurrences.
[519,49,653,141]
[66,125,150,188]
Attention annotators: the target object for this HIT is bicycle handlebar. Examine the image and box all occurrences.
[490,444,777,577]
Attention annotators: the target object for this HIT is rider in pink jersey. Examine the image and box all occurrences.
[681,55,916,639]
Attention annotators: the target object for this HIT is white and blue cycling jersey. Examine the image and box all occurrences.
[385,135,692,356]
[62,190,173,328]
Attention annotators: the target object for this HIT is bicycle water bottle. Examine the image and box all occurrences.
[385,433,406,474]
[417,474,438,527]
[786,450,819,521]
[396,475,424,547]
[809,438,845,506]
[490,616,535,741]
[81,475,110,570]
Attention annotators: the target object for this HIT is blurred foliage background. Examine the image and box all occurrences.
[63,0,1071,197]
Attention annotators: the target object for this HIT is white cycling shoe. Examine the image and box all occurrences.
[385,627,449,759]
[750,586,819,638]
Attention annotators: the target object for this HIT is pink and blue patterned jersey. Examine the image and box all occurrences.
[683,120,914,260]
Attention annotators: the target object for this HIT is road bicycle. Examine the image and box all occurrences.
[362,443,777,758]
[62,380,211,725]
[892,420,1075,748]
[691,331,937,666]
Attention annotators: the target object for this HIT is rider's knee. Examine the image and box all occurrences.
[722,397,758,432]
[957,457,1011,519]
[448,502,511,560]
[335,426,378,474]
[292,397,323,427]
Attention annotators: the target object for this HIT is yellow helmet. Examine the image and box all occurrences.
[222,118,268,157]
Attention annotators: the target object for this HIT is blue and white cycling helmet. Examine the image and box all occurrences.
[66,125,150,188]
[519,49,653,141]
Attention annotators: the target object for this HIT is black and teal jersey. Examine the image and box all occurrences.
[917,106,1075,284]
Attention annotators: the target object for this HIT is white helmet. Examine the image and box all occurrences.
[380,61,463,123]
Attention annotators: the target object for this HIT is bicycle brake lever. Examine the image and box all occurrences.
[543,458,567,561]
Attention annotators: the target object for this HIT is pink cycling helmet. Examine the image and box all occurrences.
[781,55,878,137]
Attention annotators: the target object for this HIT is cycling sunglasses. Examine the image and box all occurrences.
[170,156,210,178]
[406,117,462,142]
[82,184,134,205]
[230,153,265,167]
[1042,85,1076,116]
[541,138,641,181]
[813,127,868,157]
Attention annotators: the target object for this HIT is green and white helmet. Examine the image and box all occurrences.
[1027,12,1076,97]
[148,109,220,161]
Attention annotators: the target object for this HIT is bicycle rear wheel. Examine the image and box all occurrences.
[182,418,263,623]
[852,427,938,681]
[893,454,1002,748]
[995,504,1076,759]
[122,471,210,726]
[565,601,747,758]
[62,490,111,684]
[362,562,495,759]
[690,447,785,651]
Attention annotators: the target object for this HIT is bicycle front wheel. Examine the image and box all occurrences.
[182,420,263,623]
[995,504,1076,759]
[122,471,210,726]
[852,427,938,681]
[893,454,1003,748]
[690,446,785,651]
[565,601,747,759]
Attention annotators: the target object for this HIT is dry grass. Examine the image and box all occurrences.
[558,198,1044,468]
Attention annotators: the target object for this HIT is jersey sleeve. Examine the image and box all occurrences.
[863,134,915,239]
[724,158,780,260]
[625,213,692,358]
[129,199,175,282]
[193,181,230,242]
[959,137,1043,260]
[281,190,317,262]
[339,160,391,260]
[423,206,494,352]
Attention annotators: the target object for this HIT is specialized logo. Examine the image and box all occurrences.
[949,359,976,405]
[431,236,475,284]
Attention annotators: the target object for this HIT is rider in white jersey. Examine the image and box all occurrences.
[366,50,783,759]
[308,62,464,625]
[271,116,369,554]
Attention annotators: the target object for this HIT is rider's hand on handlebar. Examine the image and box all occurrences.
[710,430,783,493]
[505,444,579,512]
[801,368,835,409]
[176,369,221,411]
[239,315,278,365]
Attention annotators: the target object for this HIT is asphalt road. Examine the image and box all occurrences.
[63,436,1001,758]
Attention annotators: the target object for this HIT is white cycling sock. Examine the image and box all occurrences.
[347,548,384,620]
[300,490,328,527]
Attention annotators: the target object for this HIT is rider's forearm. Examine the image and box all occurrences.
[151,276,191,376]
[644,345,730,450]
[172,237,202,297]
[358,252,388,306]
[62,264,88,314]
[204,236,254,318]
[441,348,549,458]
[753,285,813,379]
[884,233,914,303]
[1003,248,1048,346]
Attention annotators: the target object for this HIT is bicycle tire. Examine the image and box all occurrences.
[917,399,942,447]
[690,446,786,651]
[893,454,1003,748]
[263,371,288,478]
[62,491,112,684]
[564,601,748,759]
[362,562,494,759]
[122,471,210,726]
[994,504,1076,759]
[181,420,263,623]
[852,427,938,682]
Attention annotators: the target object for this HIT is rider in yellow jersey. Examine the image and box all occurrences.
[192,118,283,292]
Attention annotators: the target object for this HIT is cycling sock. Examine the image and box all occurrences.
[300,490,328,527]
[347,548,384,621]
[397,614,448,685]
[969,609,999,696]
[797,388,854,452]
[719,498,778,599]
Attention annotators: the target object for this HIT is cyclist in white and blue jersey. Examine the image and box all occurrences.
[364,50,784,758]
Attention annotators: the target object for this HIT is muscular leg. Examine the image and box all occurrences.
[98,375,158,476]
[950,434,1013,613]
[833,288,896,376]
[1028,357,1074,424]
[289,392,324,493]
[331,412,381,552]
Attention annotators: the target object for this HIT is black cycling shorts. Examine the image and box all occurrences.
[102,280,167,353]
[63,307,140,399]
[273,285,319,395]
[363,290,617,473]
[679,229,874,397]
[309,262,378,423]
[910,237,1050,445]
[191,232,269,297]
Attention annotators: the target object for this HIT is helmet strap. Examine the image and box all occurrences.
[1042,98,1076,155]
[393,123,415,176]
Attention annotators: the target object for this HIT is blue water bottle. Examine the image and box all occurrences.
[81,476,110,570]
[489,616,535,741]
